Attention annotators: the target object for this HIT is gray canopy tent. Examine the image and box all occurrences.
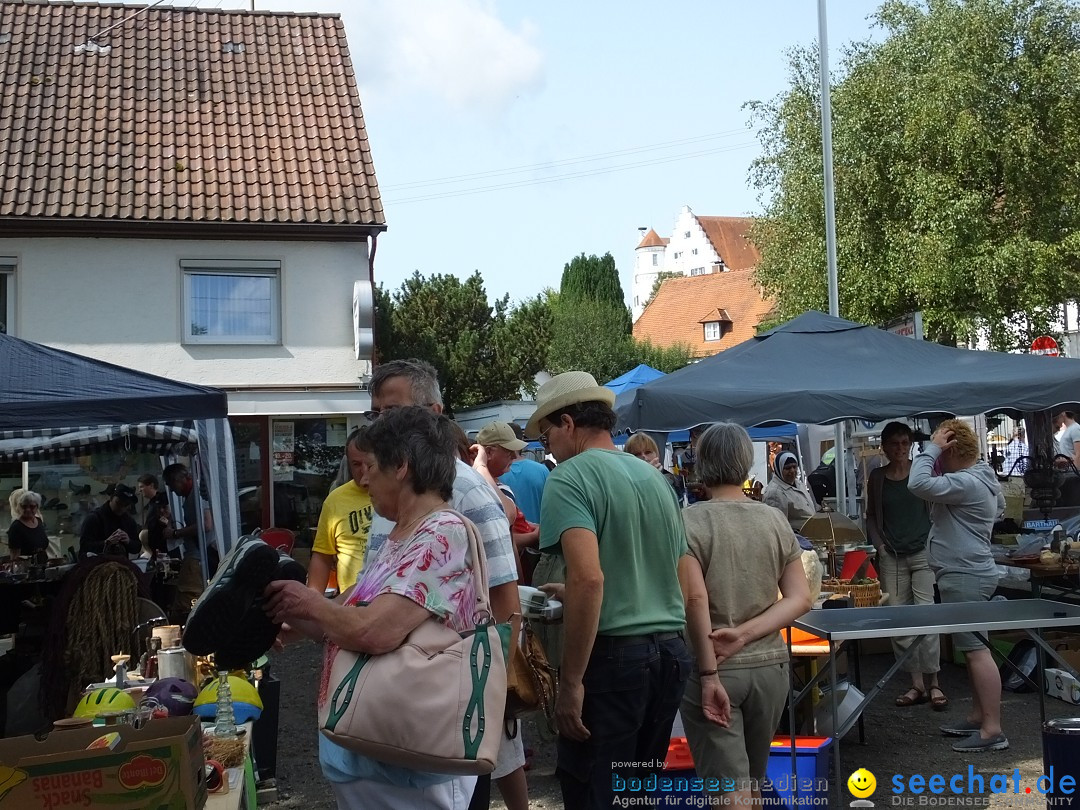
[615,311,1080,432]
[0,333,239,564]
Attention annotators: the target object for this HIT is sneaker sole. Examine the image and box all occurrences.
[952,738,1009,753]
[183,537,281,668]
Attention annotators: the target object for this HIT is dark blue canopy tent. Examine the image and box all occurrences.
[615,311,1080,433]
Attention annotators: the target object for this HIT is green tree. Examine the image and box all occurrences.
[748,0,1080,349]
[375,272,551,413]
[559,252,632,333]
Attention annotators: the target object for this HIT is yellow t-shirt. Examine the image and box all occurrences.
[312,480,373,591]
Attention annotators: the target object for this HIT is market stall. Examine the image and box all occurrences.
[0,332,239,562]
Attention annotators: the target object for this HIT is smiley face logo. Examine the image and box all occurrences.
[848,768,876,798]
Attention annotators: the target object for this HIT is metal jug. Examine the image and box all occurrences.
[156,646,196,683]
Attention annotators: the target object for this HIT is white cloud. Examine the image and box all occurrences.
[345,0,544,113]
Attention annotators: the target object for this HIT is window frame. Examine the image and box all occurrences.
[0,258,15,336]
[181,259,282,346]
[704,321,722,341]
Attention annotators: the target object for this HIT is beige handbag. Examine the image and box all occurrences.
[318,510,511,775]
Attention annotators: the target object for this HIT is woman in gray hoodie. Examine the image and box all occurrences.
[908,419,1007,753]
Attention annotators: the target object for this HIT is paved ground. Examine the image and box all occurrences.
[265,639,1080,809]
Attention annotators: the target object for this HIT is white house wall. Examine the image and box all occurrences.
[2,236,368,388]
[631,205,723,322]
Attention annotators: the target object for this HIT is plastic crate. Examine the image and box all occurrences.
[654,730,831,808]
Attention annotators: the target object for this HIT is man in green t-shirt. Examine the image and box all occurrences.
[527,371,694,810]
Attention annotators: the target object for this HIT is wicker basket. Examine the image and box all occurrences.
[822,578,881,608]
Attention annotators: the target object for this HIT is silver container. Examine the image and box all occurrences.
[156,646,196,683]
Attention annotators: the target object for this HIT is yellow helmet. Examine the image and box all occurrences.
[73,688,136,719]
[193,675,263,723]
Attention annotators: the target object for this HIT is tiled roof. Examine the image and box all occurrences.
[697,216,759,269]
[0,0,384,230]
[633,269,774,357]
[636,228,665,249]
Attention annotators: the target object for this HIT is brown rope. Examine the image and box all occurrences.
[62,563,138,709]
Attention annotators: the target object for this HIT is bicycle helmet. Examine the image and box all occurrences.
[193,674,263,723]
[73,688,136,719]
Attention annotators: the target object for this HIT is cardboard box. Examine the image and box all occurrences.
[1045,668,1080,705]
[0,715,206,809]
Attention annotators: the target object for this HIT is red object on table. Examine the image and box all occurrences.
[839,549,877,581]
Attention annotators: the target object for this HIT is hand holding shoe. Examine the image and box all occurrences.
[264,579,322,625]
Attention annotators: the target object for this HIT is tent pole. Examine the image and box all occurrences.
[21,461,28,491]
[191,459,210,589]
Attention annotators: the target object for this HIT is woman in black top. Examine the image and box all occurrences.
[7,490,49,557]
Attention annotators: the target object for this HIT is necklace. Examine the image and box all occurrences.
[389,498,449,541]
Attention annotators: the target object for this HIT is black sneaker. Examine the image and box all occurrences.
[182,536,304,670]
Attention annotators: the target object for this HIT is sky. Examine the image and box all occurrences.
[176,0,886,305]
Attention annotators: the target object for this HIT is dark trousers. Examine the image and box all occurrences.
[556,632,691,810]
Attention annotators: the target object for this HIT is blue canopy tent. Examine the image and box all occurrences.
[603,366,799,444]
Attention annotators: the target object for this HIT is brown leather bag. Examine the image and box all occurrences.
[505,620,558,726]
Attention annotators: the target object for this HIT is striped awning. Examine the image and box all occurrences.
[0,421,198,461]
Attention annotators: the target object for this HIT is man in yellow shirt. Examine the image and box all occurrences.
[307,429,373,595]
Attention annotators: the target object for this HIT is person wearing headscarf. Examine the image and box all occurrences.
[762,451,816,531]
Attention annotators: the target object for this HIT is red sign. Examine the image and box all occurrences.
[1031,336,1060,357]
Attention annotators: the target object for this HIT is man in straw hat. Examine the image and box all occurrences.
[527,371,726,810]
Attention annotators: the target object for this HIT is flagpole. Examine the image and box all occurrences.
[817,0,849,517]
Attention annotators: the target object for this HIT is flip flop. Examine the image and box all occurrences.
[895,687,927,707]
[929,686,949,711]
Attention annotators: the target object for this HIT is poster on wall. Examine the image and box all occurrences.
[327,419,347,447]
[273,421,295,482]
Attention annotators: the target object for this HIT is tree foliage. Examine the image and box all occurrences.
[374,271,551,413]
[748,0,1080,349]
[547,255,693,381]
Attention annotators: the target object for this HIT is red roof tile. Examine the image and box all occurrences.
[636,228,665,249]
[696,216,759,270]
[0,0,384,228]
[633,269,774,357]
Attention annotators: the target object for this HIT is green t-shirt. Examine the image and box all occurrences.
[880,476,930,555]
[539,449,687,635]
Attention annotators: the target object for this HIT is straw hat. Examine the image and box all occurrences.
[525,371,616,439]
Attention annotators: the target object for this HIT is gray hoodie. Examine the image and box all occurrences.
[908,444,1005,578]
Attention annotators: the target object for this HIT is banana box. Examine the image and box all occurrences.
[0,715,206,809]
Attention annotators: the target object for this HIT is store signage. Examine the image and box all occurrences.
[1031,335,1060,357]
[882,311,924,340]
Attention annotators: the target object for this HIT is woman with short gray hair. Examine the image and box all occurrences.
[679,422,811,804]
[7,490,49,557]
[263,405,484,809]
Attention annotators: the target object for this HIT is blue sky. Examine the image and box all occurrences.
[181,0,885,304]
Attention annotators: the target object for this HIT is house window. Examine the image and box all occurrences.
[181,259,281,344]
[690,267,706,276]
[651,254,658,266]
[0,259,14,335]
[673,252,682,260]
[684,231,691,238]
[692,248,698,255]
[704,321,721,341]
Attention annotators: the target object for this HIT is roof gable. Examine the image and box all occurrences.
[633,269,774,357]
[695,216,759,270]
[0,0,384,229]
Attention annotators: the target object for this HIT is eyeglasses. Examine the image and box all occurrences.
[537,424,556,448]
[362,403,436,422]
